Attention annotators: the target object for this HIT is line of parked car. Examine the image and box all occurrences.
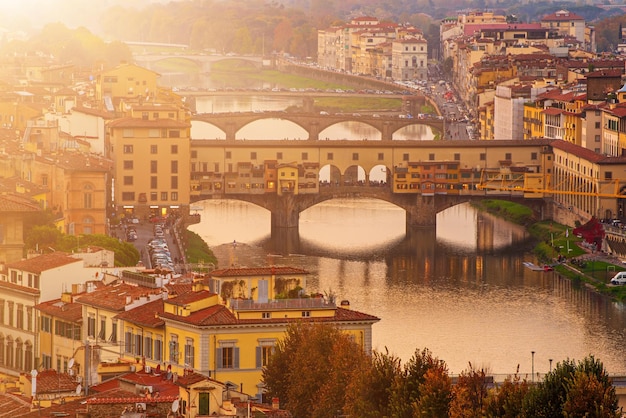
[147,222,175,272]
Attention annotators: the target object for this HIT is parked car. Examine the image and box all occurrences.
[610,271,626,285]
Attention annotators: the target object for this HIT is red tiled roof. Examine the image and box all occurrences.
[76,282,160,311]
[542,108,564,116]
[7,252,82,274]
[210,266,309,277]
[25,369,80,394]
[549,139,626,164]
[167,289,215,306]
[114,298,164,327]
[541,10,584,21]
[35,298,83,323]
[89,370,180,399]
[0,279,40,295]
[0,193,41,212]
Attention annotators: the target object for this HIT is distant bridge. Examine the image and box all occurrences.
[192,111,445,140]
[133,52,265,73]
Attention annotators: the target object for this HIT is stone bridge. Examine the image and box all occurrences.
[192,185,547,230]
[192,112,445,140]
[133,53,264,73]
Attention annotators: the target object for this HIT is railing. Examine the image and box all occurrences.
[230,298,335,311]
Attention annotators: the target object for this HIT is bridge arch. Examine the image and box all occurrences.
[236,118,308,140]
[319,121,382,141]
[191,120,226,139]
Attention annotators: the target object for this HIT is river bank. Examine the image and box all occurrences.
[471,199,626,302]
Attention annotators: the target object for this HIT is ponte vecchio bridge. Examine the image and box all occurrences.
[189,137,553,229]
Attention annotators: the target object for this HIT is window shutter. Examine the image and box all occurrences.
[255,346,262,368]
[216,348,222,369]
[234,347,240,369]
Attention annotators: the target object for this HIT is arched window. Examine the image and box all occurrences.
[15,339,23,371]
[0,334,4,365]
[83,183,93,209]
[6,337,13,368]
[24,341,32,371]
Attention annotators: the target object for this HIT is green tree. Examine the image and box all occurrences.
[262,322,369,418]
[344,347,402,418]
[522,356,619,417]
[415,365,453,417]
[390,348,447,418]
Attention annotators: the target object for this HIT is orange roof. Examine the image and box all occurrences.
[7,252,82,274]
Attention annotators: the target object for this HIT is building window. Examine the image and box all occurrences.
[480,153,486,161]
[123,176,133,186]
[171,160,178,174]
[110,321,118,343]
[151,160,157,173]
[26,307,32,331]
[277,152,283,159]
[151,145,157,154]
[191,150,197,158]
[256,340,276,368]
[429,153,435,161]
[150,192,158,201]
[16,305,23,330]
[605,172,613,180]
[41,174,48,186]
[184,338,194,368]
[217,342,239,369]
[151,176,158,189]
[154,337,163,362]
[454,153,460,161]
[262,312,271,319]
[352,153,359,160]
[302,152,308,160]
[169,334,179,364]
[225,151,232,159]
[171,144,178,154]
[123,145,133,154]
[378,153,384,160]
[122,192,135,201]
[41,315,51,332]
[302,311,310,317]
[171,176,178,189]
[144,333,153,359]
[531,152,537,160]
[403,153,409,161]
[161,192,168,201]
[327,152,333,160]
[134,332,143,356]
[171,192,178,201]
[123,160,133,169]
[505,153,512,160]
[125,330,132,353]
[169,130,180,138]
[99,317,106,340]
[87,315,96,338]
[251,152,257,160]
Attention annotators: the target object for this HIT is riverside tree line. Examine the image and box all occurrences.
[262,322,621,418]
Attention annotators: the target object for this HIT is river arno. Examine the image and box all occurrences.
[189,199,626,378]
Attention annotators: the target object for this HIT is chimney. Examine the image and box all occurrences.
[340,300,350,309]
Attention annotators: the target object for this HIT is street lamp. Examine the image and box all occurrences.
[549,358,553,372]
[531,351,535,382]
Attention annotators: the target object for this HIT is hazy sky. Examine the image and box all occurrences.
[0,0,172,33]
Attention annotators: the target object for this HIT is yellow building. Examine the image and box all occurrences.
[35,291,84,377]
[523,102,545,139]
[95,63,159,102]
[0,193,41,263]
[111,267,379,400]
[107,107,191,219]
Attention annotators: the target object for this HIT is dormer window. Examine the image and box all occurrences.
[262,312,271,319]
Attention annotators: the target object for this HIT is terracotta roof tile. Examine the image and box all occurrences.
[7,252,82,274]
[26,370,80,394]
[76,282,160,312]
[35,298,83,322]
[0,193,41,212]
[114,298,164,327]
